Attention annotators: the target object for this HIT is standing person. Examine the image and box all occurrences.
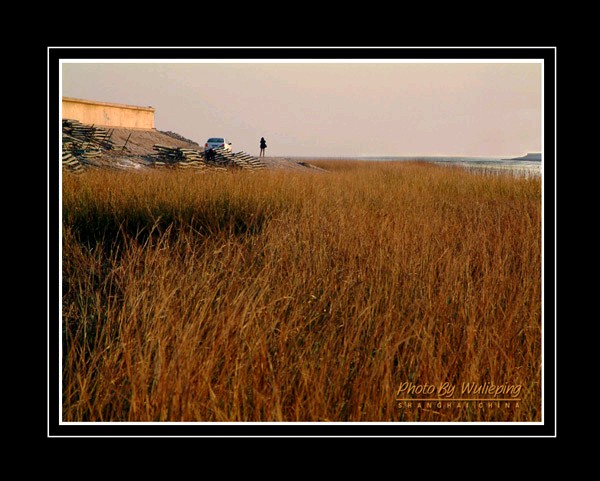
[259,137,267,157]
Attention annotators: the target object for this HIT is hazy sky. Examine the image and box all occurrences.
[61,60,542,158]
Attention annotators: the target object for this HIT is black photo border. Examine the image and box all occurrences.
[47,46,556,438]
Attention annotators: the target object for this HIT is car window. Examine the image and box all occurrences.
[207,138,224,143]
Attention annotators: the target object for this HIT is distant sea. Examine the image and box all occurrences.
[356,156,542,177]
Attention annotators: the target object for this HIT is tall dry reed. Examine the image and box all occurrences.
[62,161,541,422]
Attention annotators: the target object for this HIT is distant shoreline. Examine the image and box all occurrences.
[277,155,542,162]
[502,153,542,161]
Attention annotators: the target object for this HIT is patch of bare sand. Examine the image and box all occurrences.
[108,128,199,156]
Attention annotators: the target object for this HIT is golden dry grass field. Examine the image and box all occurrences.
[61,161,542,422]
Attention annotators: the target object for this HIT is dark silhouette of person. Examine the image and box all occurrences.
[205,148,215,162]
[259,137,267,157]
